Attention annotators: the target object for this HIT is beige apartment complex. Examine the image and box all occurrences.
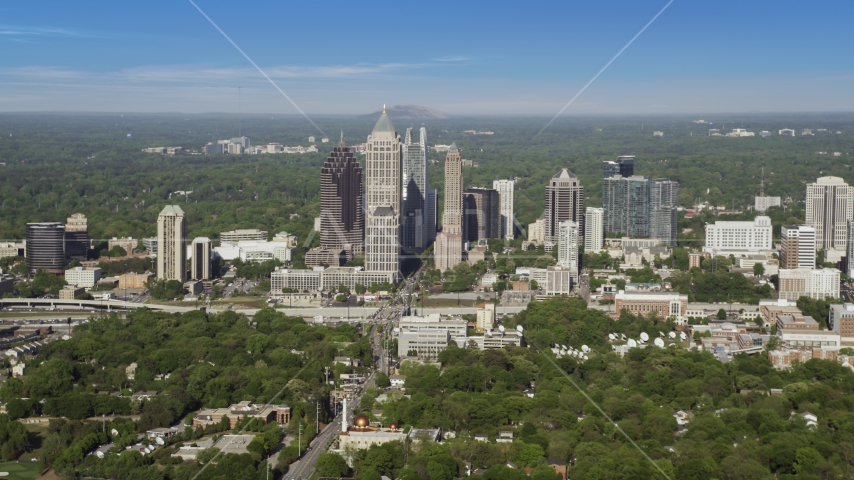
[157,205,187,282]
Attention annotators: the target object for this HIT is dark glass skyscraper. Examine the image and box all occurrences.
[464,188,501,243]
[26,222,65,278]
[602,175,650,238]
[603,155,635,179]
[402,127,429,252]
[320,132,364,254]
[649,179,679,246]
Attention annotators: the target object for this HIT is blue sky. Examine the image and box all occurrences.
[1,0,852,114]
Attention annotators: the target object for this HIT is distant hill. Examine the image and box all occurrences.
[362,105,448,120]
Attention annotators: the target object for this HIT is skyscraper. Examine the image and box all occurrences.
[603,155,635,179]
[402,127,429,252]
[492,178,515,239]
[26,222,65,278]
[435,143,463,272]
[584,207,604,253]
[320,132,364,255]
[603,175,650,238]
[781,225,817,269]
[191,237,212,281]
[426,188,438,244]
[64,213,89,261]
[364,106,401,282]
[847,221,854,278]
[649,179,679,247]
[544,169,584,244]
[464,187,500,243]
[557,220,580,279]
[157,205,187,282]
[806,176,854,258]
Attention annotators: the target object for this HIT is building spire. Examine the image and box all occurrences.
[339,130,345,148]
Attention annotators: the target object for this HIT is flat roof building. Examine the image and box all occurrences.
[615,290,688,324]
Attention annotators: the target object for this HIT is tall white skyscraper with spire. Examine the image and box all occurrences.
[364,106,402,282]
[435,143,463,272]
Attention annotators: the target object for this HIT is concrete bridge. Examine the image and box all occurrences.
[0,297,195,313]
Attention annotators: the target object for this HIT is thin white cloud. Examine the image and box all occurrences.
[434,56,469,62]
[0,26,81,36]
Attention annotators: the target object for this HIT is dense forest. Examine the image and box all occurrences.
[0,112,852,250]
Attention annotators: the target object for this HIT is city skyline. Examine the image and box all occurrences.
[3,2,854,114]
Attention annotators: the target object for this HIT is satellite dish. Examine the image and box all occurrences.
[583,355,588,360]
[654,338,665,348]
[156,437,165,445]
[516,325,524,333]
[608,333,616,341]
[562,345,567,350]
[680,332,687,340]
[498,325,505,333]
[669,331,677,339]
[486,330,493,337]
[659,332,665,337]
[621,334,626,340]
[640,332,650,342]
[611,345,617,351]
[581,345,590,353]
[627,339,637,348]
[111,429,119,437]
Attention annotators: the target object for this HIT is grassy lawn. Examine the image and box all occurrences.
[0,461,40,480]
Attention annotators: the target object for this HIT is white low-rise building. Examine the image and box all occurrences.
[64,266,102,288]
[703,216,773,257]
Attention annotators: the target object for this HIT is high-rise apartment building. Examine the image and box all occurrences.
[806,176,854,258]
[557,221,579,280]
[703,216,773,256]
[402,127,429,252]
[780,225,817,269]
[602,175,649,238]
[435,143,464,272]
[157,205,188,282]
[847,221,854,278]
[544,169,584,244]
[26,223,65,278]
[191,237,212,281]
[64,213,89,261]
[364,107,401,282]
[778,268,840,301]
[320,132,364,254]
[464,188,500,243]
[603,155,635,179]
[649,179,679,247]
[528,218,545,243]
[493,178,515,239]
[584,207,604,253]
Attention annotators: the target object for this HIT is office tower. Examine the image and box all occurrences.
[402,127,429,252]
[584,207,604,253]
[557,221,580,279]
[649,179,679,247]
[191,237,212,281]
[435,143,463,272]
[463,188,500,243]
[602,175,650,238]
[320,132,364,254]
[26,223,65,278]
[781,225,817,269]
[426,188,437,244]
[544,169,584,244]
[603,155,635,178]
[493,178,515,239]
[806,176,854,257]
[157,205,188,282]
[364,106,401,281]
[64,213,89,261]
